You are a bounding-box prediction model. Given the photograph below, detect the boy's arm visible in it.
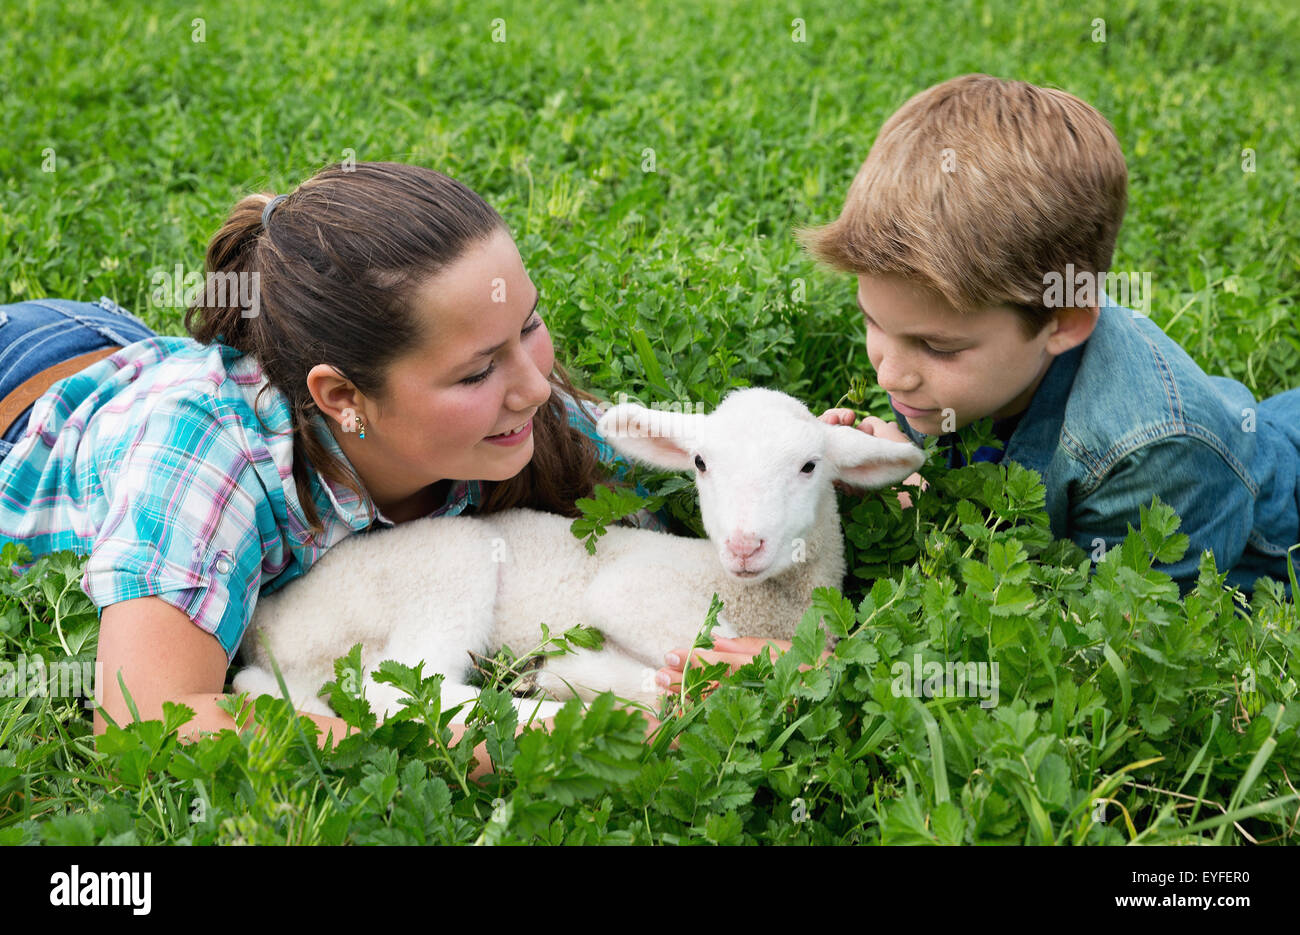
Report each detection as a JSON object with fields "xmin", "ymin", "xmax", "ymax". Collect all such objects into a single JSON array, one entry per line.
[{"xmin": 1068, "ymin": 436, "xmax": 1256, "ymax": 591}]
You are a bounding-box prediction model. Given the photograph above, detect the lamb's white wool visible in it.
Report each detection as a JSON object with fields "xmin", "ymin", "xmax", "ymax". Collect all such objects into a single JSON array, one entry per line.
[{"xmin": 233, "ymin": 388, "xmax": 926, "ymax": 723}]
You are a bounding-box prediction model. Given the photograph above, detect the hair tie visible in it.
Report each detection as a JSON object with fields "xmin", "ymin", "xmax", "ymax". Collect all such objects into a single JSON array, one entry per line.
[{"xmin": 262, "ymin": 194, "xmax": 289, "ymax": 229}]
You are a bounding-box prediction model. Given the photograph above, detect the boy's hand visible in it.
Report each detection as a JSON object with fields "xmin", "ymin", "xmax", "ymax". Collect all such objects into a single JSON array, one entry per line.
[
  {"xmin": 819, "ymin": 407, "xmax": 860, "ymax": 428},
  {"xmin": 818, "ymin": 408, "xmax": 927, "ymax": 507}
]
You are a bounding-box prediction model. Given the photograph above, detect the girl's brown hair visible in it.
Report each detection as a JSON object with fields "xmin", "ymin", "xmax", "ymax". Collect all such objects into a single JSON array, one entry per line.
[{"xmin": 186, "ymin": 162, "xmax": 606, "ymax": 544}]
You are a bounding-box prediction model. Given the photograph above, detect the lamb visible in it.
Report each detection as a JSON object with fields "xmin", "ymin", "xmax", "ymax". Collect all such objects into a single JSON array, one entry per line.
[{"xmin": 232, "ymin": 387, "xmax": 926, "ymax": 724}]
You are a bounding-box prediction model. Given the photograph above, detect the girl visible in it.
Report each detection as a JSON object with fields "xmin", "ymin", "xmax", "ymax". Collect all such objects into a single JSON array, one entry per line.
[{"xmin": 0, "ymin": 162, "xmax": 665, "ymax": 772}]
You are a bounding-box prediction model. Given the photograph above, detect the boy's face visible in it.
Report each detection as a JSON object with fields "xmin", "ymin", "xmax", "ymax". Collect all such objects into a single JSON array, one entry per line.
[{"xmin": 857, "ymin": 274, "xmax": 1090, "ymax": 436}]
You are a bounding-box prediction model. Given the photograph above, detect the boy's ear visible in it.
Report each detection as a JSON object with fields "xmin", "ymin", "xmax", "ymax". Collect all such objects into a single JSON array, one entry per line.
[
  {"xmin": 826, "ymin": 424, "xmax": 927, "ymax": 489},
  {"xmin": 1044, "ymin": 304, "xmax": 1100, "ymax": 355},
  {"xmin": 596, "ymin": 403, "xmax": 704, "ymax": 471}
]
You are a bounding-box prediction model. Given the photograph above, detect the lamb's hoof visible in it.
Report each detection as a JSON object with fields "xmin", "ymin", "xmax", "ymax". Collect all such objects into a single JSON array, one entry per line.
[
  {"xmin": 713, "ymin": 612, "xmax": 739, "ymax": 640},
  {"xmin": 508, "ymin": 654, "xmax": 547, "ymax": 697},
  {"xmin": 231, "ymin": 666, "xmax": 278, "ymax": 702},
  {"xmin": 232, "ymin": 668, "xmax": 334, "ymax": 718}
]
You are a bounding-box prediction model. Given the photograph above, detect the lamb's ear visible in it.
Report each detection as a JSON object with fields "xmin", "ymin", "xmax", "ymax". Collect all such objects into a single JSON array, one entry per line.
[
  {"xmin": 825, "ymin": 424, "xmax": 928, "ymax": 489},
  {"xmin": 596, "ymin": 403, "xmax": 705, "ymax": 471}
]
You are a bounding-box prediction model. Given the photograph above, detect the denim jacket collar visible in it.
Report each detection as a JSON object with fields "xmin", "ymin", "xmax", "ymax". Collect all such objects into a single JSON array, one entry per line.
[{"xmin": 1002, "ymin": 341, "xmax": 1083, "ymax": 522}]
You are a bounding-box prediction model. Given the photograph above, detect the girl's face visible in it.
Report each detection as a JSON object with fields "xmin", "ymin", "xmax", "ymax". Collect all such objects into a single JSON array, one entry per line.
[{"xmin": 311, "ymin": 227, "xmax": 555, "ymax": 517}]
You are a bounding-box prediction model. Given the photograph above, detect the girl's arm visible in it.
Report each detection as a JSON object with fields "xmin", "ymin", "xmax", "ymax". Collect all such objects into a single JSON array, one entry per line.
[
  {"xmin": 95, "ymin": 597, "xmax": 667, "ymax": 778},
  {"xmin": 95, "ymin": 596, "xmax": 506, "ymax": 776}
]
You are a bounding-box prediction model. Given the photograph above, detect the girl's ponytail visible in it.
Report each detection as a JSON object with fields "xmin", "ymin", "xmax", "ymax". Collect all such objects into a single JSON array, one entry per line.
[{"xmin": 185, "ymin": 192, "xmax": 275, "ymax": 352}]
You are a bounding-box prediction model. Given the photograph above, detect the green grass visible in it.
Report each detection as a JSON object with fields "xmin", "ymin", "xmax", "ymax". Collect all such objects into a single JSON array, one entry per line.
[{"xmin": 1, "ymin": 0, "xmax": 1297, "ymax": 845}]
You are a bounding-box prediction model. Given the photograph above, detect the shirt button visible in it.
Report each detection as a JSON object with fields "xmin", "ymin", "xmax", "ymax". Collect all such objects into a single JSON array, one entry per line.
[{"xmin": 214, "ymin": 555, "xmax": 232, "ymax": 575}]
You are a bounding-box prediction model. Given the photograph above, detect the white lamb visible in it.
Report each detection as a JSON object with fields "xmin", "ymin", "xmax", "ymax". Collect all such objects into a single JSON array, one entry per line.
[{"xmin": 232, "ymin": 387, "xmax": 926, "ymax": 723}]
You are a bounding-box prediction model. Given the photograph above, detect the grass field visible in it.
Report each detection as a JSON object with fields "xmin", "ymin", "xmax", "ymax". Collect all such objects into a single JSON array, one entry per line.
[{"xmin": 0, "ymin": 0, "xmax": 1297, "ymax": 846}]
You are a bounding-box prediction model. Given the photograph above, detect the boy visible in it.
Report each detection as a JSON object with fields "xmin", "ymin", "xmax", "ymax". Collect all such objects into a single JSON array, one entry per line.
[
  {"xmin": 799, "ymin": 73, "xmax": 1299, "ymax": 598},
  {"xmin": 655, "ymin": 73, "xmax": 1299, "ymax": 693}
]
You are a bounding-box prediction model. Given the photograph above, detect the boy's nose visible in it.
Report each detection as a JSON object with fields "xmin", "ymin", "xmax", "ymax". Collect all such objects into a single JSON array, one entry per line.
[{"xmin": 874, "ymin": 355, "xmax": 921, "ymax": 395}]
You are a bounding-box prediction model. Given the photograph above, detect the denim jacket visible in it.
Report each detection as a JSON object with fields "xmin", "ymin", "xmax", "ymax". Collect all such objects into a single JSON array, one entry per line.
[{"xmin": 890, "ymin": 297, "xmax": 1300, "ymax": 596}]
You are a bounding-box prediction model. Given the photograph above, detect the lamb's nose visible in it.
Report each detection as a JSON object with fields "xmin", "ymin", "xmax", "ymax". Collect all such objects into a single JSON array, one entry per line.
[{"xmin": 726, "ymin": 533, "xmax": 763, "ymax": 559}]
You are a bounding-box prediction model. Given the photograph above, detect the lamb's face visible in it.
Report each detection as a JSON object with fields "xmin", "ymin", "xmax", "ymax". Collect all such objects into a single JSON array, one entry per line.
[
  {"xmin": 689, "ymin": 413, "xmax": 832, "ymax": 582},
  {"xmin": 597, "ymin": 387, "xmax": 928, "ymax": 584}
]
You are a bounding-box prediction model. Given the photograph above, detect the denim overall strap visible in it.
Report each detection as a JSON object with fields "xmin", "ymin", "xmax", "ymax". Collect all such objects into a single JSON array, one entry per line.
[{"xmin": 0, "ymin": 296, "xmax": 158, "ymax": 463}]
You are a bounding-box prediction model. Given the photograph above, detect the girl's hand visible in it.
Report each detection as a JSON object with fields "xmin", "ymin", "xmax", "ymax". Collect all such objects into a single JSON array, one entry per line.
[
  {"xmin": 818, "ymin": 409, "xmax": 928, "ymax": 508},
  {"xmin": 654, "ymin": 636, "xmax": 832, "ymax": 697}
]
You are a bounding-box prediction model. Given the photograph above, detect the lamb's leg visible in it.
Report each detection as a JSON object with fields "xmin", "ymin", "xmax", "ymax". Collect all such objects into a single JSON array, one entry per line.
[
  {"xmin": 579, "ymin": 560, "xmax": 738, "ymax": 665},
  {"xmin": 359, "ymin": 618, "xmax": 495, "ymax": 722},
  {"xmin": 534, "ymin": 647, "xmax": 662, "ymax": 706},
  {"xmin": 438, "ymin": 685, "xmax": 566, "ymax": 726},
  {"xmin": 234, "ymin": 661, "xmax": 566, "ymax": 730},
  {"xmin": 345, "ymin": 521, "xmax": 506, "ymax": 722},
  {"xmin": 510, "ymin": 696, "xmax": 568, "ymax": 724},
  {"xmin": 231, "ymin": 665, "xmax": 334, "ymax": 718}
]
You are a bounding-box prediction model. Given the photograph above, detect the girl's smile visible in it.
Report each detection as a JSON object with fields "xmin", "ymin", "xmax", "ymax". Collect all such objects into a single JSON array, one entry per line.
[{"xmin": 485, "ymin": 418, "xmax": 534, "ymax": 444}]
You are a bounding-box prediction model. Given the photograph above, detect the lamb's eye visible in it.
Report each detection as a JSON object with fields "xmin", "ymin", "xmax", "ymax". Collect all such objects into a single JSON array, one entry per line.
[
  {"xmin": 801, "ymin": 461, "xmax": 816, "ymax": 474},
  {"xmin": 694, "ymin": 455, "xmax": 707, "ymax": 472}
]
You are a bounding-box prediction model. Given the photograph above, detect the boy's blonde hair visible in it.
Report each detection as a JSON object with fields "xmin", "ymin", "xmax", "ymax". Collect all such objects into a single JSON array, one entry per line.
[{"xmin": 797, "ymin": 74, "xmax": 1128, "ymax": 340}]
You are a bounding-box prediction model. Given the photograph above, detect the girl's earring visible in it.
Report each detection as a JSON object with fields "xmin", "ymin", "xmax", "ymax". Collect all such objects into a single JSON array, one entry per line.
[{"xmin": 357, "ymin": 417, "xmax": 366, "ymax": 440}]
